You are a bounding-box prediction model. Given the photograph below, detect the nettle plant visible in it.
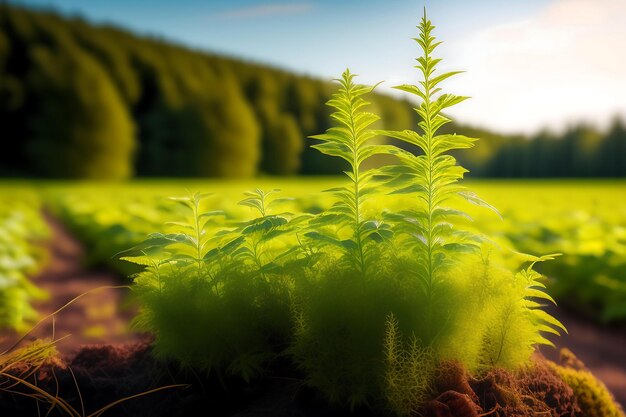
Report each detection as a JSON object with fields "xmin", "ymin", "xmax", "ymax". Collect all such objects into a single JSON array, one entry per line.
[{"xmin": 125, "ymin": 10, "xmax": 565, "ymax": 414}]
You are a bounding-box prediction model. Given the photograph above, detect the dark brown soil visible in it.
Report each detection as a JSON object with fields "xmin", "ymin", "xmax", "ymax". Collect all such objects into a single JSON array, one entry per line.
[
  {"xmin": 0, "ymin": 342, "xmax": 347, "ymax": 417},
  {"xmin": 1, "ymin": 343, "xmax": 620, "ymax": 417}
]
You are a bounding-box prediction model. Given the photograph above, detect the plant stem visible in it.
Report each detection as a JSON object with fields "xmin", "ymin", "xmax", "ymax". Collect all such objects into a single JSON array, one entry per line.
[{"xmin": 346, "ymin": 82, "xmax": 366, "ymax": 277}]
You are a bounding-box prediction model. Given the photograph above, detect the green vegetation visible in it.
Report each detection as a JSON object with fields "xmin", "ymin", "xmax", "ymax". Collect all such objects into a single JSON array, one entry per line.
[
  {"xmin": 473, "ymin": 181, "xmax": 626, "ymax": 324},
  {"xmin": 111, "ymin": 12, "xmax": 568, "ymax": 413},
  {"xmin": 378, "ymin": 14, "xmax": 486, "ymax": 333},
  {"xmin": 0, "ymin": 187, "xmax": 48, "ymax": 331},
  {"xmin": 308, "ymin": 69, "xmax": 389, "ymax": 276},
  {"xmin": 120, "ymin": 191, "xmax": 294, "ymax": 379},
  {"xmin": 1, "ymin": 4, "xmax": 625, "ymax": 179},
  {"xmin": 2, "ymin": 179, "xmax": 625, "ymax": 408},
  {"xmin": 38, "ymin": 180, "xmax": 626, "ymax": 328},
  {"xmin": 0, "ymin": 4, "xmax": 624, "ymax": 415},
  {"xmin": 554, "ymin": 365, "xmax": 624, "ymax": 417}
]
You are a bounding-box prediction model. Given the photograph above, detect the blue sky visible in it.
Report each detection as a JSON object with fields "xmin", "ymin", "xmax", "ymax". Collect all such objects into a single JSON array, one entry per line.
[
  {"xmin": 11, "ymin": 0, "xmax": 549, "ymax": 76},
  {"xmin": 10, "ymin": 0, "xmax": 626, "ymax": 134}
]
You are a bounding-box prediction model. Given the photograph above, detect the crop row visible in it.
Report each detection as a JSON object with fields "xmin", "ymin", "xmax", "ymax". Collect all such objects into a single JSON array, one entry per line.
[
  {"xmin": 0, "ymin": 187, "xmax": 49, "ymax": 331},
  {"xmin": 474, "ymin": 182, "xmax": 626, "ymax": 324}
]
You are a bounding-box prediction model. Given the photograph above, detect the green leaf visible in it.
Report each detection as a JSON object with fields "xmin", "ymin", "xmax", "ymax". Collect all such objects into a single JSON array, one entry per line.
[
  {"xmin": 242, "ymin": 216, "xmax": 288, "ymax": 235},
  {"xmin": 429, "ymin": 71, "xmax": 464, "ymax": 88},
  {"xmin": 532, "ymin": 309, "xmax": 568, "ymax": 335},
  {"xmin": 238, "ymin": 198, "xmax": 264, "ymax": 213},
  {"xmin": 458, "ymin": 191, "xmax": 501, "ymax": 217},
  {"xmin": 304, "ymin": 231, "xmax": 343, "ymax": 248}
]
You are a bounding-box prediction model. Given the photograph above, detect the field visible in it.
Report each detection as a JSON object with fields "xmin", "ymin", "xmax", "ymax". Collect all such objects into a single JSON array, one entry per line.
[
  {"xmin": 1, "ymin": 179, "xmax": 625, "ymax": 415},
  {"xmin": 3, "ymin": 179, "xmax": 626, "ymax": 329},
  {"xmin": 31, "ymin": 179, "xmax": 626, "ymax": 323}
]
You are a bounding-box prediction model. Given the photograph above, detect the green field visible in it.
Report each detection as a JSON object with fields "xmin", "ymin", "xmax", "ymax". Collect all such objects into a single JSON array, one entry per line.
[{"xmin": 3, "ymin": 179, "xmax": 626, "ymax": 331}]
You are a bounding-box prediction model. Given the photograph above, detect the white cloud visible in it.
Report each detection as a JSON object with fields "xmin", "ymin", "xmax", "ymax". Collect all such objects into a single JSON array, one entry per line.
[
  {"xmin": 216, "ymin": 3, "xmax": 313, "ymax": 20},
  {"xmin": 443, "ymin": 0, "xmax": 626, "ymax": 134}
]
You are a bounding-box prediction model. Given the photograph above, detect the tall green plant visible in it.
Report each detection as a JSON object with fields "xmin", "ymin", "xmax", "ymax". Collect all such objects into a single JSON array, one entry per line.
[
  {"xmin": 120, "ymin": 10, "xmax": 569, "ymax": 410},
  {"xmin": 308, "ymin": 69, "xmax": 391, "ymax": 275},
  {"xmin": 379, "ymin": 9, "xmax": 564, "ymax": 349},
  {"xmin": 379, "ymin": 10, "xmax": 496, "ymax": 319}
]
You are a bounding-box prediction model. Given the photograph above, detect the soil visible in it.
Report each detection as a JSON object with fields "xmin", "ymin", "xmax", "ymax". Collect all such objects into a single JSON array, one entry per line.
[
  {"xmin": 541, "ymin": 309, "xmax": 626, "ymax": 405},
  {"xmin": 1, "ymin": 214, "xmax": 625, "ymax": 414},
  {"xmin": 0, "ymin": 214, "xmax": 147, "ymax": 356},
  {"xmin": 0, "ymin": 343, "xmax": 618, "ymax": 417}
]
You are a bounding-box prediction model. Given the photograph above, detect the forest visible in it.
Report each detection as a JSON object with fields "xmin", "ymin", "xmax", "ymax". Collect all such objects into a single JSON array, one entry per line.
[{"xmin": 1, "ymin": 4, "xmax": 625, "ymax": 179}]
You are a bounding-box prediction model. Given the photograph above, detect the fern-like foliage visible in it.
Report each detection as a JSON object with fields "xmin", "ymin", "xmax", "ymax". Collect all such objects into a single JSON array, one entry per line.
[
  {"xmin": 378, "ymin": 10, "xmax": 566, "ymax": 352},
  {"xmin": 383, "ymin": 313, "xmax": 433, "ymax": 416},
  {"xmin": 121, "ymin": 193, "xmax": 224, "ymax": 283},
  {"xmin": 121, "ymin": 191, "xmax": 295, "ymax": 379},
  {"xmin": 308, "ymin": 69, "xmax": 392, "ymax": 275},
  {"xmin": 479, "ymin": 252, "xmax": 568, "ymax": 369},
  {"xmin": 518, "ymin": 253, "xmax": 568, "ymax": 347},
  {"xmin": 379, "ymin": 11, "xmax": 496, "ymax": 304},
  {"xmin": 118, "ymin": 9, "xmax": 569, "ymax": 403},
  {"xmin": 232, "ymin": 188, "xmax": 295, "ymax": 281},
  {"xmin": 123, "ymin": 190, "xmax": 296, "ymax": 286}
]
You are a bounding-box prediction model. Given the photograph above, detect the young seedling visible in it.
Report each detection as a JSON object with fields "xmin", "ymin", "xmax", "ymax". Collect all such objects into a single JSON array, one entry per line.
[{"xmin": 308, "ymin": 69, "xmax": 392, "ymax": 276}]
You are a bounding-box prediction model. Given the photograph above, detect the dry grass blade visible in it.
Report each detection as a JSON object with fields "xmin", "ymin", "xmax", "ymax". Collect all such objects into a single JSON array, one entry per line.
[
  {"xmin": 0, "ymin": 372, "xmax": 80, "ymax": 417},
  {"xmin": 0, "ymin": 285, "xmax": 186, "ymax": 416}
]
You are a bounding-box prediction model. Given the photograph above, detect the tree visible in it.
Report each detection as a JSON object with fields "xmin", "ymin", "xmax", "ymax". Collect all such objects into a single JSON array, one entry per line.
[
  {"xmin": 249, "ymin": 73, "xmax": 304, "ymax": 175},
  {"xmin": 27, "ymin": 43, "xmax": 135, "ymax": 178},
  {"xmin": 597, "ymin": 118, "xmax": 626, "ymax": 177},
  {"xmin": 201, "ymin": 73, "xmax": 260, "ymax": 177},
  {"xmin": 261, "ymin": 113, "xmax": 302, "ymax": 175}
]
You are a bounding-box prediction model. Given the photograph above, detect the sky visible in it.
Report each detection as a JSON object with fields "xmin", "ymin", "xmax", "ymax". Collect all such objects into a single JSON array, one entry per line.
[{"xmin": 10, "ymin": 0, "xmax": 626, "ymax": 135}]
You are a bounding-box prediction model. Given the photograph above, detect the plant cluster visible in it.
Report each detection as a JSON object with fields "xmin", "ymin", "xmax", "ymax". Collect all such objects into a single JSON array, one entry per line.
[{"xmin": 124, "ymin": 11, "xmax": 566, "ymax": 414}]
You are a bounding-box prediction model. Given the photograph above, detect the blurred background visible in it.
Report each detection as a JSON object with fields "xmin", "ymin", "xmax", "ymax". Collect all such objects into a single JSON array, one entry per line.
[
  {"xmin": 1, "ymin": 0, "xmax": 626, "ymax": 403},
  {"xmin": 0, "ymin": 0, "xmax": 624, "ymax": 179}
]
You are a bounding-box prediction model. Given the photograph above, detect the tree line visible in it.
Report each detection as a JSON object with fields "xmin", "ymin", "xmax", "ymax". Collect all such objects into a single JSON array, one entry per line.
[{"xmin": 0, "ymin": 5, "xmax": 624, "ymax": 179}]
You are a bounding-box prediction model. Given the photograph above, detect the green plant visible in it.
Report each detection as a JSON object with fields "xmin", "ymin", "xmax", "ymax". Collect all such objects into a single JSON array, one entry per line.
[
  {"xmin": 291, "ymin": 9, "xmax": 566, "ymax": 412},
  {"xmin": 122, "ymin": 9, "xmax": 568, "ymax": 414},
  {"xmin": 308, "ymin": 69, "xmax": 391, "ymax": 275},
  {"xmin": 0, "ymin": 193, "xmax": 49, "ymax": 332},
  {"xmin": 382, "ymin": 313, "xmax": 434, "ymax": 416},
  {"xmin": 551, "ymin": 363, "xmax": 625, "ymax": 417},
  {"xmin": 378, "ymin": 12, "xmax": 495, "ymax": 342},
  {"xmin": 124, "ymin": 192, "xmax": 294, "ymax": 380},
  {"xmin": 290, "ymin": 260, "xmax": 421, "ymax": 408}
]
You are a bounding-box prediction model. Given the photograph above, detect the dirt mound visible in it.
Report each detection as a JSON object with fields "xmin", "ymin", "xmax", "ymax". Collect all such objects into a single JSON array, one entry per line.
[
  {"xmin": 423, "ymin": 360, "xmax": 576, "ymax": 417},
  {"xmin": 1, "ymin": 343, "xmax": 623, "ymax": 417},
  {"xmin": 421, "ymin": 352, "xmax": 624, "ymax": 417}
]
